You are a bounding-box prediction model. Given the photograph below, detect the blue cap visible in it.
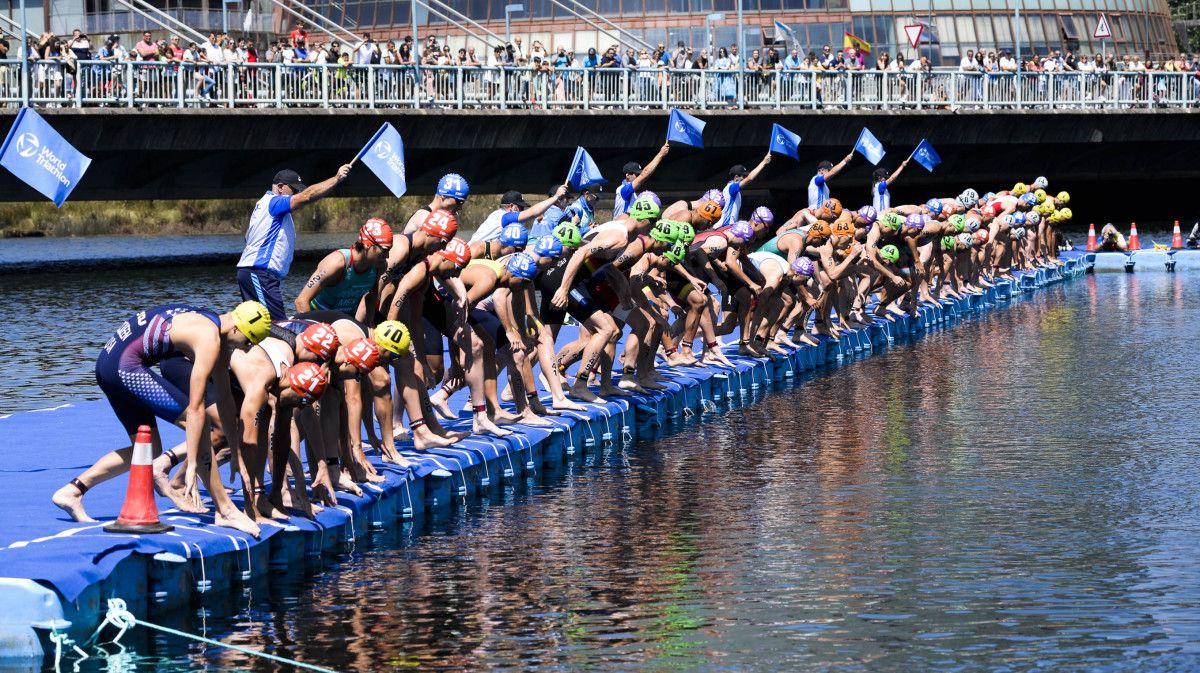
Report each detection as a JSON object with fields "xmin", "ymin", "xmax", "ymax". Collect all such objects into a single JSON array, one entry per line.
[
  {"xmin": 925, "ymin": 198, "xmax": 943, "ymax": 215},
  {"xmin": 533, "ymin": 235, "xmax": 564, "ymax": 259},
  {"xmin": 505, "ymin": 252, "xmax": 538, "ymax": 280},
  {"xmin": 1021, "ymin": 192, "xmax": 1038, "ymax": 206},
  {"xmin": 436, "ymin": 173, "xmax": 470, "ymax": 201},
  {"xmin": 1011, "ymin": 211, "xmax": 1026, "ymax": 226},
  {"xmin": 499, "ymin": 223, "xmax": 529, "ymax": 248}
]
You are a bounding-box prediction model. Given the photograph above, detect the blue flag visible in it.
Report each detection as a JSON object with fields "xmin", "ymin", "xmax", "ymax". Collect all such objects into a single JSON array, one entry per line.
[
  {"xmin": 566, "ymin": 146, "xmax": 605, "ymax": 190},
  {"xmin": 0, "ymin": 108, "xmax": 91, "ymax": 207},
  {"xmin": 853, "ymin": 127, "xmax": 886, "ymax": 165},
  {"xmin": 911, "ymin": 138, "xmax": 941, "ymax": 172},
  {"xmin": 769, "ymin": 123, "xmax": 802, "ymax": 160},
  {"xmin": 356, "ymin": 122, "xmax": 407, "ymax": 198},
  {"xmin": 667, "ymin": 108, "xmax": 705, "ymax": 148}
]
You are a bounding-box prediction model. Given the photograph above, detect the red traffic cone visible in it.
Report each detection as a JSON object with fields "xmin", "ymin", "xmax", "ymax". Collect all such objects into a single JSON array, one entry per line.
[
  {"xmin": 1086, "ymin": 223, "xmax": 1097, "ymax": 251},
  {"xmin": 1128, "ymin": 222, "xmax": 1140, "ymax": 250},
  {"xmin": 1172, "ymin": 220, "xmax": 1183, "ymax": 249},
  {"xmin": 104, "ymin": 425, "xmax": 173, "ymax": 534}
]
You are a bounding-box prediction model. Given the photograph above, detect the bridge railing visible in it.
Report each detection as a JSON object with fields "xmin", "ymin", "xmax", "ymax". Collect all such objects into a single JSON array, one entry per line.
[{"xmin": 1, "ymin": 60, "xmax": 1197, "ymax": 111}]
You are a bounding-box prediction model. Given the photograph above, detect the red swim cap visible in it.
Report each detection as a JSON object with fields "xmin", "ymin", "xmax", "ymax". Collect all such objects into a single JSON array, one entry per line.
[
  {"xmin": 288, "ymin": 362, "xmax": 328, "ymax": 402},
  {"xmin": 438, "ymin": 237, "xmax": 472, "ymax": 267},
  {"xmin": 299, "ymin": 322, "xmax": 339, "ymax": 361},
  {"xmin": 359, "ymin": 218, "xmax": 394, "ymax": 249},
  {"xmin": 422, "ymin": 209, "xmax": 458, "ymax": 242}
]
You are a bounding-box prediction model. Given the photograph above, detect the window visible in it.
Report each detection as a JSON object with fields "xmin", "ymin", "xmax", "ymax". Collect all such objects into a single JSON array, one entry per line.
[
  {"xmin": 598, "ymin": 0, "xmax": 620, "ymax": 13},
  {"xmin": 953, "ymin": 15, "xmax": 976, "ymax": 45},
  {"xmin": 852, "ymin": 15, "xmax": 874, "ymax": 42},
  {"xmin": 645, "ymin": 0, "xmax": 668, "ymax": 14},
  {"xmin": 1058, "ymin": 13, "xmax": 1079, "ymax": 40}
]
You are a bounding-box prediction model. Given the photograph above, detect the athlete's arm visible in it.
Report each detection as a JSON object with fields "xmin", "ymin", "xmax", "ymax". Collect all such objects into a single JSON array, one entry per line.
[
  {"xmin": 722, "ymin": 246, "xmax": 761, "ymax": 293},
  {"xmin": 493, "ymin": 288, "xmax": 525, "ymax": 353},
  {"xmin": 294, "ymin": 252, "xmax": 348, "ymax": 313},
  {"xmin": 386, "ymin": 264, "xmax": 426, "ymax": 322}
]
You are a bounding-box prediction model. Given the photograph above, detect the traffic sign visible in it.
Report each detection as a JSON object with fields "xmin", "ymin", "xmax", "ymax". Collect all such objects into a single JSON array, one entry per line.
[
  {"xmin": 1094, "ymin": 13, "xmax": 1111, "ymax": 39},
  {"xmin": 904, "ymin": 24, "xmax": 924, "ymax": 49}
]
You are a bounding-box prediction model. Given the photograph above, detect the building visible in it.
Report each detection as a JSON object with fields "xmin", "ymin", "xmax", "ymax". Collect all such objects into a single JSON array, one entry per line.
[{"xmin": 24, "ymin": 0, "xmax": 1178, "ymax": 64}]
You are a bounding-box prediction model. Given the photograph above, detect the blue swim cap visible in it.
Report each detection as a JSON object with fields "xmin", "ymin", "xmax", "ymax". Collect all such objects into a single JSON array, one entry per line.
[
  {"xmin": 983, "ymin": 191, "xmax": 996, "ymax": 202},
  {"xmin": 1011, "ymin": 211, "xmax": 1026, "ymax": 226},
  {"xmin": 533, "ymin": 235, "xmax": 564, "ymax": 259},
  {"xmin": 1021, "ymin": 192, "xmax": 1038, "ymax": 206},
  {"xmin": 701, "ymin": 189, "xmax": 726, "ymax": 209},
  {"xmin": 925, "ymin": 198, "xmax": 943, "ymax": 215},
  {"xmin": 437, "ymin": 173, "xmax": 470, "ymax": 201},
  {"xmin": 505, "ymin": 252, "xmax": 538, "ymax": 280},
  {"xmin": 499, "ymin": 223, "xmax": 529, "ymax": 248}
]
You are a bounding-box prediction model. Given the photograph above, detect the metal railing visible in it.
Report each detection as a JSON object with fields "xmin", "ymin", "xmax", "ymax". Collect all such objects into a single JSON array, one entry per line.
[{"xmin": 1, "ymin": 60, "xmax": 1197, "ymax": 110}]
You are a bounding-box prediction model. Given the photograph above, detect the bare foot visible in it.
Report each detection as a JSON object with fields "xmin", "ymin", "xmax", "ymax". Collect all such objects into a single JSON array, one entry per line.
[
  {"xmin": 256, "ymin": 494, "xmax": 290, "ymax": 521},
  {"xmin": 599, "ymin": 384, "xmax": 629, "ymax": 398},
  {"xmin": 638, "ymin": 377, "xmax": 667, "ymax": 391},
  {"xmin": 413, "ymin": 429, "xmax": 457, "ymax": 450},
  {"xmin": 500, "ymin": 385, "xmax": 515, "ymax": 402},
  {"xmin": 618, "ymin": 378, "xmax": 648, "ymax": 394},
  {"xmin": 552, "ymin": 397, "xmax": 587, "ymax": 412},
  {"xmin": 567, "ymin": 382, "xmax": 603, "ymax": 403},
  {"xmin": 492, "ymin": 408, "xmax": 523, "ymax": 425},
  {"xmin": 527, "ymin": 397, "xmax": 559, "ymax": 416},
  {"xmin": 517, "ymin": 411, "xmax": 554, "ymax": 427},
  {"xmin": 52, "ymin": 484, "xmax": 97, "ymax": 523},
  {"xmin": 666, "ymin": 352, "xmax": 696, "ymax": 366},
  {"xmin": 473, "ymin": 413, "xmax": 513, "ymax": 437},
  {"xmin": 429, "ymin": 395, "xmax": 457, "ymax": 420},
  {"xmin": 766, "ymin": 343, "xmax": 789, "ymax": 355},
  {"xmin": 334, "ymin": 469, "xmax": 365, "ymax": 496},
  {"xmin": 214, "ymin": 507, "xmax": 261, "ymax": 538},
  {"xmin": 798, "ymin": 333, "xmax": 821, "ymax": 347}
]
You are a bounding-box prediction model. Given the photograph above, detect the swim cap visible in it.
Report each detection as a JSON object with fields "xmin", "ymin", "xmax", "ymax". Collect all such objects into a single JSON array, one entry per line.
[
  {"xmin": 974, "ymin": 229, "xmax": 990, "ymax": 244},
  {"xmin": 949, "ymin": 214, "xmax": 966, "ymax": 233},
  {"xmin": 750, "ymin": 206, "xmax": 774, "ymax": 225},
  {"xmin": 650, "ymin": 220, "xmax": 674, "ymax": 243},
  {"xmin": 904, "ymin": 213, "xmax": 926, "ymax": 231},
  {"xmin": 832, "ymin": 219, "xmax": 855, "ymax": 237},
  {"xmin": 505, "ymin": 252, "xmax": 538, "ymax": 280},
  {"xmin": 1013, "ymin": 182, "xmax": 1028, "ymax": 195},
  {"xmin": 965, "ymin": 216, "xmax": 981, "ymax": 232},
  {"xmin": 700, "ymin": 189, "xmax": 726, "ymax": 208},
  {"xmin": 629, "ymin": 192, "xmax": 662, "ymax": 221},
  {"xmin": 810, "ymin": 220, "xmax": 832, "ymax": 239},
  {"xmin": 288, "ymin": 362, "xmax": 328, "ymax": 403},
  {"xmin": 437, "ymin": 237, "xmax": 472, "ymax": 267},
  {"xmin": 697, "ymin": 201, "xmax": 723, "ymax": 224},
  {"xmin": 925, "ymin": 198, "xmax": 943, "ymax": 216},
  {"xmin": 231, "ymin": 301, "xmax": 271, "ymax": 344},
  {"xmin": 1060, "ymin": 207, "xmax": 1072, "ymax": 220},
  {"xmin": 880, "ymin": 212, "xmax": 904, "ymax": 231},
  {"xmin": 822, "ymin": 198, "xmax": 843, "ymax": 219},
  {"xmin": 791, "ymin": 256, "xmax": 815, "ymax": 277},
  {"xmin": 1001, "ymin": 214, "xmax": 1016, "ymax": 226},
  {"xmin": 1026, "ymin": 212, "xmax": 1041, "ymax": 226},
  {"xmin": 1057, "ymin": 191, "xmax": 1070, "ymax": 204},
  {"xmin": 983, "ymin": 191, "xmax": 996, "ymax": 202},
  {"xmin": 436, "ymin": 173, "xmax": 470, "ymax": 201},
  {"xmin": 374, "ymin": 320, "xmax": 412, "ymax": 355},
  {"xmin": 670, "ymin": 220, "xmax": 696, "ymax": 244},
  {"xmin": 956, "ymin": 232, "xmax": 973, "ymax": 247},
  {"xmin": 1033, "ymin": 176, "xmax": 1049, "ymax": 189},
  {"xmin": 730, "ymin": 221, "xmax": 755, "ymax": 242},
  {"xmin": 957, "ymin": 189, "xmax": 979, "ymax": 208},
  {"xmin": 940, "ymin": 235, "xmax": 956, "ymax": 251},
  {"xmin": 1011, "ymin": 211, "xmax": 1026, "ymax": 226},
  {"xmin": 663, "ymin": 241, "xmax": 687, "ymax": 264},
  {"xmin": 942, "ymin": 202, "xmax": 958, "ymax": 217},
  {"xmin": 359, "ymin": 218, "xmax": 393, "ymax": 249},
  {"xmin": 299, "ymin": 322, "xmax": 339, "ymax": 361},
  {"xmin": 499, "ymin": 223, "xmax": 529, "ymax": 249},
  {"xmin": 421, "ymin": 209, "xmax": 458, "ymax": 241},
  {"xmin": 553, "ymin": 222, "xmax": 582, "ymax": 248},
  {"xmin": 879, "ymin": 244, "xmax": 900, "ymax": 263},
  {"xmin": 533, "ymin": 235, "xmax": 564, "ymax": 259},
  {"xmin": 344, "ymin": 337, "xmax": 380, "ymax": 373},
  {"xmin": 857, "ymin": 205, "xmax": 877, "ymax": 225},
  {"xmin": 1013, "ymin": 226, "xmax": 1027, "ymax": 240},
  {"xmin": 1033, "ymin": 188, "xmax": 1048, "ymax": 204},
  {"xmin": 1021, "ymin": 193, "xmax": 1038, "ymax": 207}
]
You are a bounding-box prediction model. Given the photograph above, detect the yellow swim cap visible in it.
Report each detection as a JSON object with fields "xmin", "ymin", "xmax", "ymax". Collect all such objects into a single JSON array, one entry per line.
[
  {"xmin": 231, "ymin": 301, "xmax": 271, "ymax": 344},
  {"xmin": 1034, "ymin": 188, "xmax": 1047, "ymax": 203},
  {"xmin": 1013, "ymin": 182, "xmax": 1028, "ymax": 195},
  {"xmin": 374, "ymin": 320, "xmax": 412, "ymax": 356},
  {"xmin": 1056, "ymin": 191, "xmax": 1070, "ymax": 204}
]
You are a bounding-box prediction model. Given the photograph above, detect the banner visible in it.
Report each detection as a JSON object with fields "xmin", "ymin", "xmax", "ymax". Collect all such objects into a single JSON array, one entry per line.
[
  {"xmin": 911, "ymin": 139, "xmax": 941, "ymax": 172},
  {"xmin": 0, "ymin": 108, "xmax": 91, "ymax": 207},
  {"xmin": 566, "ymin": 146, "xmax": 605, "ymax": 190},
  {"xmin": 769, "ymin": 123, "xmax": 801, "ymax": 160},
  {"xmin": 355, "ymin": 122, "xmax": 407, "ymax": 198},
  {"xmin": 843, "ymin": 31, "xmax": 872, "ymax": 56},
  {"xmin": 853, "ymin": 127, "xmax": 886, "ymax": 165},
  {"xmin": 667, "ymin": 108, "xmax": 705, "ymax": 148}
]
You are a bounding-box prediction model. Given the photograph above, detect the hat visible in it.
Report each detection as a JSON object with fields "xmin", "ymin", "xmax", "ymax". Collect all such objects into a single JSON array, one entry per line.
[
  {"xmin": 623, "ymin": 161, "xmax": 643, "ymax": 175},
  {"xmin": 501, "ymin": 190, "xmax": 529, "ymax": 209},
  {"xmin": 272, "ymin": 169, "xmax": 306, "ymax": 192},
  {"xmin": 729, "ymin": 164, "xmax": 749, "ymax": 178},
  {"xmin": 585, "ymin": 184, "xmax": 602, "ymax": 195},
  {"xmin": 818, "ymin": 160, "xmax": 834, "ymax": 171}
]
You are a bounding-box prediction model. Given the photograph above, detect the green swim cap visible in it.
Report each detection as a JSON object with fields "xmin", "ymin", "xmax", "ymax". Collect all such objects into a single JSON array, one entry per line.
[
  {"xmin": 880, "ymin": 244, "xmax": 900, "ymax": 262},
  {"xmin": 880, "ymin": 212, "xmax": 904, "ymax": 231},
  {"xmin": 664, "ymin": 241, "xmax": 687, "ymax": 264},
  {"xmin": 669, "ymin": 220, "xmax": 695, "ymax": 244},
  {"xmin": 949, "ymin": 214, "xmax": 966, "ymax": 233},
  {"xmin": 650, "ymin": 220, "xmax": 674, "ymax": 243},
  {"xmin": 629, "ymin": 194, "xmax": 662, "ymax": 221},
  {"xmin": 941, "ymin": 235, "xmax": 956, "ymax": 251},
  {"xmin": 553, "ymin": 222, "xmax": 582, "ymax": 248}
]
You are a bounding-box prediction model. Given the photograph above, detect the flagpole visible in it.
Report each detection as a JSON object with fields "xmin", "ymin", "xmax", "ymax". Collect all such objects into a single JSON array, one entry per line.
[{"xmin": 19, "ymin": 0, "xmax": 28, "ymax": 107}]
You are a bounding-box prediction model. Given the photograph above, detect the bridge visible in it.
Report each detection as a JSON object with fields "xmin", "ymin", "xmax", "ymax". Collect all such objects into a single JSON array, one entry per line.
[{"xmin": 2, "ymin": 106, "xmax": 1198, "ymax": 226}]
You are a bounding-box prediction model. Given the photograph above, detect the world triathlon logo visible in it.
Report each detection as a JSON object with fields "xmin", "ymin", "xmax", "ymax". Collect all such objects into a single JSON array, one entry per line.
[
  {"xmin": 15, "ymin": 132, "xmax": 39, "ymax": 159},
  {"xmin": 374, "ymin": 139, "xmax": 392, "ymax": 160}
]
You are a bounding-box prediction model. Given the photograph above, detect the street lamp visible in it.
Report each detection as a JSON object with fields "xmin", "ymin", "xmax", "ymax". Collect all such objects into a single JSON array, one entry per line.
[
  {"xmin": 705, "ymin": 12, "xmax": 725, "ymax": 56},
  {"xmin": 505, "ymin": 3, "xmax": 523, "ymax": 45}
]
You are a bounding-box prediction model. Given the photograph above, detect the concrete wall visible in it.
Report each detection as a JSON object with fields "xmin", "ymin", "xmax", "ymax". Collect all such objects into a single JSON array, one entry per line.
[{"xmin": 3, "ymin": 108, "xmax": 1198, "ymax": 226}]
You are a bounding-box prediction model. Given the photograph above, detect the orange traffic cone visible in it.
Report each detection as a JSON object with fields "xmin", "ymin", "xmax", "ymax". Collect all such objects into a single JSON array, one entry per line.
[
  {"xmin": 1128, "ymin": 222, "xmax": 1140, "ymax": 250},
  {"xmin": 1171, "ymin": 220, "xmax": 1183, "ymax": 249},
  {"xmin": 1086, "ymin": 223, "xmax": 1097, "ymax": 251},
  {"xmin": 104, "ymin": 425, "xmax": 174, "ymax": 534}
]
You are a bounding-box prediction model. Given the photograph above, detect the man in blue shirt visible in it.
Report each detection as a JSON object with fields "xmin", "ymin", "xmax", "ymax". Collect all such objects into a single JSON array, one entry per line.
[
  {"xmin": 871, "ymin": 159, "xmax": 910, "ymax": 213},
  {"xmin": 612, "ymin": 142, "xmax": 670, "ymax": 218},
  {"xmin": 529, "ymin": 184, "xmax": 573, "ymax": 241},
  {"xmin": 563, "ymin": 184, "xmax": 601, "ymax": 235},
  {"xmin": 806, "ymin": 152, "xmax": 854, "ymax": 211},
  {"xmin": 583, "ymin": 48, "xmax": 599, "ymax": 69},
  {"xmin": 237, "ymin": 165, "xmax": 351, "ymax": 318},
  {"xmin": 715, "ymin": 152, "xmax": 772, "ymax": 228}
]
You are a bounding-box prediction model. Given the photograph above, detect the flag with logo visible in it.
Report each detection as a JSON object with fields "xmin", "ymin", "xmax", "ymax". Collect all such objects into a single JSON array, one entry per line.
[
  {"xmin": 0, "ymin": 108, "xmax": 91, "ymax": 207},
  {"xmin": 566, "ymin": 146, "xmax": 605, "ymax": 190},
  {"xmin": 356, "ymin": 122, "xmax": 407, "ymax": 197},
  {"xmin": 853, "ymin": 127, "xmax": 885, "ymax": 165},
  {"xmin": 666, "ymin": 108, "xmax": 705, "ymax": 148},
  {"xmin": 768, "ymin": 123, "xmax": 801, "ymax": 160},
  {"xmin": 911, "ymin": 138, "xmax": 941, "ymax": 172},
  {"xmin": 843, "ymin": 32, "xmax": 871, "ymax": 56}
]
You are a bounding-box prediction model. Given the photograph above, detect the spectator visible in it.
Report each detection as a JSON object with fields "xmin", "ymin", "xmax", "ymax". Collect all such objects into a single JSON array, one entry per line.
[
  {"xmin": 466, "ymin": 46, "xmax": 480, "ymax": 66},
  {"xmin": 135, "ymin": 31, "xmax": 160, "ymax": 60},
  {"xmin": 356, "ymin": 34, "xmax": 377, "ymax": 65},
  {"xmin": 672, "ymin": 41, "xmax": 688, "ymax": 69},
  {"xmin": 876, "ymin": 50, "xmax": 891, "ymax": 70},
  {"xmin": 583, "ymin": 47, "xmax": 598, "ymax": 69},
  {"xmin": 512, "ymin": 36, "xmax": 526, "ymax": 62},
  {"xmin": 599, "ymin": 46, "xmax": 618, "ymax": 68},
  {"xmin": 288, "ymin": 22, "xmax": 308, "ymax": 49},
  {"xmin": 819, "ymin": 44, "xmax": 837, "ymax": 69},
  {"xmin": 67, "ymin": 29, "xmax": 90, "ymax": 60},
  {"xmin": 530, "ymin": 40, "xmax": 546, "ymax": 62},
  {"xmin": 167, "ymin": 35, "xmax": 184, "ymax": 61}
]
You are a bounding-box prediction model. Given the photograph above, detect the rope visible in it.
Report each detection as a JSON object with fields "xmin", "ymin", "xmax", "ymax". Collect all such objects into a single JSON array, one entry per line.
[{"xmin": 97, "ymin": 599, "xmax": 341, "ymax": 673}]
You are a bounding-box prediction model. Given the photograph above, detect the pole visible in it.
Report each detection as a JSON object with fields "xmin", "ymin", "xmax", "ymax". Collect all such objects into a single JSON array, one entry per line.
[
  {"xmin": 1015, "ymin": 0, "xmax": 1022, "ymax": 74},
  {"xmin": 19, "ymin": 0, "xmax": 28, "ymax": 107},
  {"xmin": 411, "ymin": 0, "xmax": 419, "ymax": 105},
  {"xmin": 736, "ymin": 0, "xmax": 743, "ymax": 67},
  {"xmin": 223, "ymin": 0, "xmax": 229, "ymax": 33},
  {"xmin": 505, "ymin": 10, "xmax": 510, "ymax": 44}
]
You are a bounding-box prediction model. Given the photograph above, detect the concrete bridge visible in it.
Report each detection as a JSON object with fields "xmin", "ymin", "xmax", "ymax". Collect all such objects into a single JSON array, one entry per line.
[{"xmin": 3, "ymin": 108, "xmax": 1198, "ymax": 225}]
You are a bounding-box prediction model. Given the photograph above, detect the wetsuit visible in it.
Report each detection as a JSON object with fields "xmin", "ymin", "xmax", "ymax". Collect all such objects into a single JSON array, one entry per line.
[
  {"xmin": 536, "ymin": 254, "xmax": 603, "ymax": 326},
  {"xmin": 95, "ymin": 303, "xmax": 220, "ymax": 434}
]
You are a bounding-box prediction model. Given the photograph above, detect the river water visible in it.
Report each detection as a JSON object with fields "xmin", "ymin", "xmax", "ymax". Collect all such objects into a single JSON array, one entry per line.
[{"xmin": 15, "ymin": 263, "xmax": 1200, "ymax": 671}]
